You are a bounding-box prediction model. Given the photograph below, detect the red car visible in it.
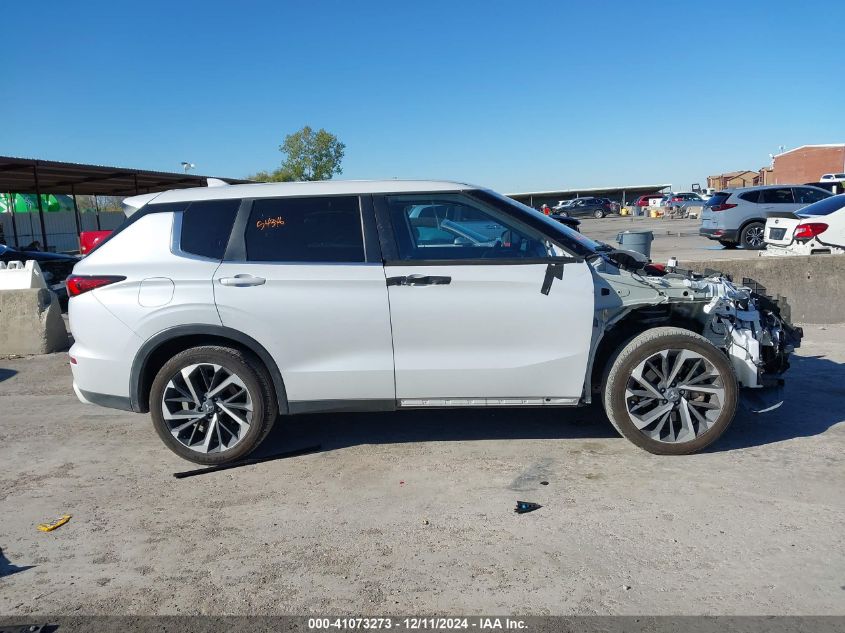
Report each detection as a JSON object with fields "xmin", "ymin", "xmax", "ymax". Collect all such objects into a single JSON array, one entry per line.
[{"xmin": 79, "ymin": 230, "xmax": 112, "ymax": 255}]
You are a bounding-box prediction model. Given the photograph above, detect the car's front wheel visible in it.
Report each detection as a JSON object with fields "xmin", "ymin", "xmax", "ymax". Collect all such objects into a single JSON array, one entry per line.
[
  {"xmin": 603, "ymin": 327, "xmax": 738, "ymax": 455},
  {"xmin": 149, "ymin": 345, "xmax": 278, "ymax": 464}
]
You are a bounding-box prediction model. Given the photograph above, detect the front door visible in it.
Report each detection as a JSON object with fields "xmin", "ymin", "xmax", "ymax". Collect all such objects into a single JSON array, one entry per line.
[
  {"xmin": 378, "ymin": 191, "xmax": 595, "ymax": 404},
  {"xmin": 214, "ymin": 195, "xmax": 395, "ymax": 409}
]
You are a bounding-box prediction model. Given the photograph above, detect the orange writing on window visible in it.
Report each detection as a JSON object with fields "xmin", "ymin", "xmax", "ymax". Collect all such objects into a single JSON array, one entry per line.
[{"xmin": 257, "ymin": 216, "xmax": 286, "ymax": 230}]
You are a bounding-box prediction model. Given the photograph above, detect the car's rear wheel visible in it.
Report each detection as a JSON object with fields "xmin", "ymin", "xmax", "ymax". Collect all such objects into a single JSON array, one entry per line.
[
  {"xmin": 594, "ymin": 209, "xmax": 605, "ymax": 219},
  {"xmin": 603, "ymin": 327, "xmax": 738, "ymax": 455},
  {"xmin": 740, "ymin": 222, "xmax": 766, "ymax": 249},
  {"xmin": 718, "ymin": 240, "xmax": 738, "ymax": 249},
  {"xmin": 150, "ymin": 346, "xmax": 278, "ymax": 464}
]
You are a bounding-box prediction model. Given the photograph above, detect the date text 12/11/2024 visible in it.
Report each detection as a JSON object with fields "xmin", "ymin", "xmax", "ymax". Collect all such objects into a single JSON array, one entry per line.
[{"xmin": 307, "ymin": 617, "xmax": 528, "ymax": 630}]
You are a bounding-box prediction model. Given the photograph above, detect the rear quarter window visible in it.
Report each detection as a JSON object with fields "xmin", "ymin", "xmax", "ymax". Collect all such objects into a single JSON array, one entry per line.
[
  {"xmin": 705, "ymin": 192, "xmax": 730, "ymax": 207},
  {"xmin": 180, "ymin": 199, "xmax": 241, "ymax": 259},
  {"xmin": 738, "ymin": 191, "xmax": 760, "ymax": 203}
]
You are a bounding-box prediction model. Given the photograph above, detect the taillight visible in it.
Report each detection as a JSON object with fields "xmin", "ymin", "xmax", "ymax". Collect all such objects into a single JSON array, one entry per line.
[
  {"xmin": 793, "ymin": 222, "xmax": 828, "ymax": 241},
  {"xmin": 710, "ymin": 203, "xmax": 737, "ymax": 211},
  {"xmin": 66, "ymin": 275, "xmax": 126, "ymax": 297}
]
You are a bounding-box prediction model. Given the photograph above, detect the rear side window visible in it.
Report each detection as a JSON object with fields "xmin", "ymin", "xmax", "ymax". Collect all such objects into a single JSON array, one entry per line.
[
  {"xmin": 760, "ymin": 188, "xmax": 794, "ymax": 204},
  {"xmin": 738, "ymin": 190, "xmax": 760, "ymax": 203},
  {"xmin": 793, "ymin": 187, "xmax": 830, "ymax": 204},
  {"xmin": 244, "ymin": 196, "xmax": 364, "ymax": 262},
  {"xmin": 180, "ymin": 199, "xmax": 240, "ymax": 259},
  {"xmin": 705, "ymin": 192, "xmax": 730, "ymax": 207}
]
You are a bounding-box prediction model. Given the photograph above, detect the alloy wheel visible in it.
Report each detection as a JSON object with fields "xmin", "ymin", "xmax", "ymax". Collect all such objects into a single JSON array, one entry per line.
[
  {"xmin": 744, "ymin": 225, "xmax": 765, "ymax": 247},
  {"xmin": 624, "ymin": 349, "xmax": 726, "ymax": 443},
  {"xmin": 160, "ymin": 363, "xmax": 254, "ymax": 454}
]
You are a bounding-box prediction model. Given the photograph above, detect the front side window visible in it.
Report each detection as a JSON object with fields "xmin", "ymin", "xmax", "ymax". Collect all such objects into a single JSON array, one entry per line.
[
  {"xmin": 385, "ymin": 193, "xmax": 557, "ymax": 261},
  {"xmin": 180, "ymin": 199, "xmax": 240, "ymax": 259},
  {"xmin": 244, "ymin": 196, "xmax": 364, "ymax": 262},
  {"xmin": 793, "ymin": 187, "xmax": 830, "ymax": 204},
  {"xmin": 760, "ymin": 188, "xmax": 794, "ymax": 204}
]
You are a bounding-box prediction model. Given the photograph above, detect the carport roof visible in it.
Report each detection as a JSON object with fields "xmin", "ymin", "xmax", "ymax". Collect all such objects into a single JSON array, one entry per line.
[
  {"xmin": 507, "ymin": 184, "xmax": 671, "ymax": 199},
  {"xmin": 0, "ymin": 155, "xmax": 252, "ymax": 196}
]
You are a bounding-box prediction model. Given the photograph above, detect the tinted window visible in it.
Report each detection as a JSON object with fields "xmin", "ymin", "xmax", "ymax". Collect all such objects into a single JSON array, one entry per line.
[
  {"xmin": 796, "ymin": 194, "xmax": 845, "ymax": 217},
  {"xmin": 760, "ymin": 188, "xmax": 794, "ymax": 204},
  {"xmin": 738, "ymin": 190, "xmax": 760, "ymax": 203},
  {"xmin": 793, "ymin": 187, "xmax": 831, "ymax": 204},
  {"xmin": 386, "ymin": 193, "xmax": 556, "ymax": 261},
  {"xmin": 245, "ymin": 196, "xmax": 364, "ymax": 262},
  {"xmin": 705, "ymin": 192, "xmax": 730, "ymax": 207},
  {"xmin": 180, "ymin": 199, "xmax": 240, "ymax": 259}
]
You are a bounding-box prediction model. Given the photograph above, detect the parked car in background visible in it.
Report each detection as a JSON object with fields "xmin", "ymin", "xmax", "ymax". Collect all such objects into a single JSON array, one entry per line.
[
  {"xmin": 550, "ymin": 215, "xmax": 581, "ymax": 232},
  {"xmin": 819, "ymin": 173, "xmax": 845, "ymax": 182},
  {"xmin": 699, "ymin": 185, "xmax": 832, "ymax": 249},
  {"xmin": 764, "ymin": 194, "xmax": 845, "ymax": 256},
  {"xmin": 80, "ymin": 230, "xmax": 112, "ymax": 255},
  {"xmin": 804, "ymin": 181, "xmax": 844, "ymax": 195},
  {"xmin": 66, "ymin": 179, "xmax": 801, "ymax": 463},
  {"xmin": 664, "ymin": 192, "xmax": 708, "ymax": 216},
  {"xmin": 552, "ymin": 196, "xmax": 612, "ymax": 218},
  {"xmin": 633, "ymin": 194, "xmax": 665, "ymax": 209}
]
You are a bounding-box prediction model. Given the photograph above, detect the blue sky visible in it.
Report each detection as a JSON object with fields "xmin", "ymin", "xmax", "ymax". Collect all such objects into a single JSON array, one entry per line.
[{"xmin": 3, "ymin": 0, "xmax": 842, "ymax": 193}]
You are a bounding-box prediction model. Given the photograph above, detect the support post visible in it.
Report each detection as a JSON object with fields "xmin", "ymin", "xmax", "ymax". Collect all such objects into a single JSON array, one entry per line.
[
  {"xmin": 94, "ymin": 194, "xmax": 101, "ymax": 230},
  {"xmin": 33, "ymin": 165, "xmax": 49, "ymax": 250},
  {"xmin": 7, "ymin": 192, "xmax": 19, "ymax": 246},
  {"xmin": 71, "ymin": 185, "xmax": 82, "ymax": 241}
]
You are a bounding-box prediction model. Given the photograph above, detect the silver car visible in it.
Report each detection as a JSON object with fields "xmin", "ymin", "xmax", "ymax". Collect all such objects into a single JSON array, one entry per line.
[{"xmin": 699, "ymin": 185, "xmax": 831, "ymax": 249}]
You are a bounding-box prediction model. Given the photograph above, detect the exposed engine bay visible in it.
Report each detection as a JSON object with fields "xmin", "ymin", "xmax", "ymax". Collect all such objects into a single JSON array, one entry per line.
[{"xmin": 586, "ymin": 248, "xmax": 803, "ymax": 401}]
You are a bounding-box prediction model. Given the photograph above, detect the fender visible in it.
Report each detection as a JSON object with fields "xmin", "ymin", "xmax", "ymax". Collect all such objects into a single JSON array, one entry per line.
[{"xmin": 129, "ymin": 324, "xmax": 289, "ymax": 414}]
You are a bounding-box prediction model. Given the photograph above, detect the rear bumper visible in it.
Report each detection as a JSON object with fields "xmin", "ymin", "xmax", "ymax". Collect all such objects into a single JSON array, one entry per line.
[
  {"xmin": 73, "ymin": 381, "xmax": 134, "ymax": 412},
  {"xmin": 699, "ymin": 227, "xmax": 739, "ymax": 241}
]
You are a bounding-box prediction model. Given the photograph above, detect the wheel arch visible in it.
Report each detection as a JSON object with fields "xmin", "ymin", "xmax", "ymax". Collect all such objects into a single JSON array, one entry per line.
[
  {"xmin": 587, "ymin": 309, "xmax": 704, "ymax": 401},
  {"xmin": 130, "ymin": 325, "xmax": 288, "ymax": 415}
]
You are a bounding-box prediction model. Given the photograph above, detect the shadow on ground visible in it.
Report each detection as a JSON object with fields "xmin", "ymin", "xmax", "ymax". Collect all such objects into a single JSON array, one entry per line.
[
  {"xmin": 254, "ymin": 355, "xmax": 844, "ymax": 457},
  {"xmin": 0, "ymin": 368, "xmax": 17, "ymax": 383},
  {"xmin": 0, "ymin": 548, "xmax": 34, "ymax": 578}
]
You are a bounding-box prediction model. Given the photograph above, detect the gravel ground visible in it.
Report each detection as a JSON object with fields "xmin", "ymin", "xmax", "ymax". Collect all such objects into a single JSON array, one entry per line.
[{"xmin": 0, "ymin": 325, "xmax": 843, "ymax": 616}]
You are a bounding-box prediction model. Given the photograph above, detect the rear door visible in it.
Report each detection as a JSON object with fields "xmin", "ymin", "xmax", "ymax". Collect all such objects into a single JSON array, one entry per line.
[
  {"xmin": 377, "ymin": 191, "xmax": 594, "ymax": 404},
  {"xmin": 213, "ymin": 195, "xmax": 395, "ymax": 409},
  {"xmin": 759, "ymin": 187, "xmax": 797, "ymax": 215}
]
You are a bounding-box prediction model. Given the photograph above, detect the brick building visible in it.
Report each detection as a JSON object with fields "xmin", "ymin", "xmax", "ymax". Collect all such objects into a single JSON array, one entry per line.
[
  {"xmin": 770, "ymin": 144, "xmax": 845, "ymax": 184},
  {"xmin": 707, "ymin": 170, "xmax": 760, "ymax": 190}
]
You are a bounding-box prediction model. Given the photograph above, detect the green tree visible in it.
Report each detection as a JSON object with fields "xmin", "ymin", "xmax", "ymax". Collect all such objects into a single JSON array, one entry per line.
[{"xmin": 251, "ymin": 126, "xmax": 345, "ymax": 182}]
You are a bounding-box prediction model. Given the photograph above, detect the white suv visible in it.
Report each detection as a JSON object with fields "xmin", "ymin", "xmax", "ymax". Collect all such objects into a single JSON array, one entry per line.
[{"xmin": 67, "ymin": 180, "xmax": 802, "ymax": 463}]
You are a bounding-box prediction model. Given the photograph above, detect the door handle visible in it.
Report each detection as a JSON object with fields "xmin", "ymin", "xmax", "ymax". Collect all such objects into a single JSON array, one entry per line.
[
  {"xmin": 219, "ymin": 274, "xmax": 266, "ymax": 287},
  {"xmin": 386, "ymin": 275, "xmax": 451, "ymax": 287}
]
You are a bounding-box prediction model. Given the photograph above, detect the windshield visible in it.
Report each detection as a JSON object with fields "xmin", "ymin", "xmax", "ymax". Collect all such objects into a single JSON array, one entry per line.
[
  {"xmin": 468, "ymin": 189, "xmax": 606, "ymax": 257},
  {"xmin": 796, "ymin": 193, "xmax": 845, "ymax": 217}
]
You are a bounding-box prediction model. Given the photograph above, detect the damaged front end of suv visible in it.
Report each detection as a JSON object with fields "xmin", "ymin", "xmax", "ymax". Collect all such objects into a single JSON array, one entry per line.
[{"xmin": 585, "ymin": 248, "xmax": 802, "ymax": 451}]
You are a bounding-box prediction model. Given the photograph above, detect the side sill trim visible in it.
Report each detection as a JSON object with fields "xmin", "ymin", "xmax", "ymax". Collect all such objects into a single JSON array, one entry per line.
[
  {"xmin": 79, "ymin": 388, "xmax": 135, "ymax": 412},
  {"xmin": 288, "ymin": 399, "xmax": 397, "ymax": 415}
]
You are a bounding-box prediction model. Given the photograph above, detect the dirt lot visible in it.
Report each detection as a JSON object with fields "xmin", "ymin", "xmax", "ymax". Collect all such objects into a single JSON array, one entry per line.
[
  {"xmin": 576, "ymin": 215, "xmax": 757, "ymax": 264},
  {"xmin": 1, "ymin": 324, "xmax": 843, "ymax": 617}
]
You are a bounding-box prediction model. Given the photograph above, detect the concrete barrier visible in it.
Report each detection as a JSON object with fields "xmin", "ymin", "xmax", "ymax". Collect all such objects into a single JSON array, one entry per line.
[
  {"xmin": 0, "ymin": 259, "xmax": 68, "ymax": 354},
  {"xmin": 0, "ymin": 288, "xmax": 69, "ymax": 354},
  {"xmin": 0, "ymin": 260, "xmax": 49, "ymax": 290},
  {"xmin": 684, "ymin": 254, "xmax": 845, "ymax": 324}
]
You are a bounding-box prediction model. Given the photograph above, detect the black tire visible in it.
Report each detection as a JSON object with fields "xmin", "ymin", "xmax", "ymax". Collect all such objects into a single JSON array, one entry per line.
[
  {"xmin": 603, "ymin": 327, "xmax": 738, "ymax": 455},
  {"xmin": 718, "ymin": 240, "xmax": 738, "ymax": 249},
  {"xmin": 594, "ymin": 209, "xmax": 605, "ymax": 219},
  {"xmin": 740, "ymin": 221, "xmax": 766, "ymax": 249},
  {"xmin": 149, "ymin": 345, "xmax": 278, "ymax": 465}
]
